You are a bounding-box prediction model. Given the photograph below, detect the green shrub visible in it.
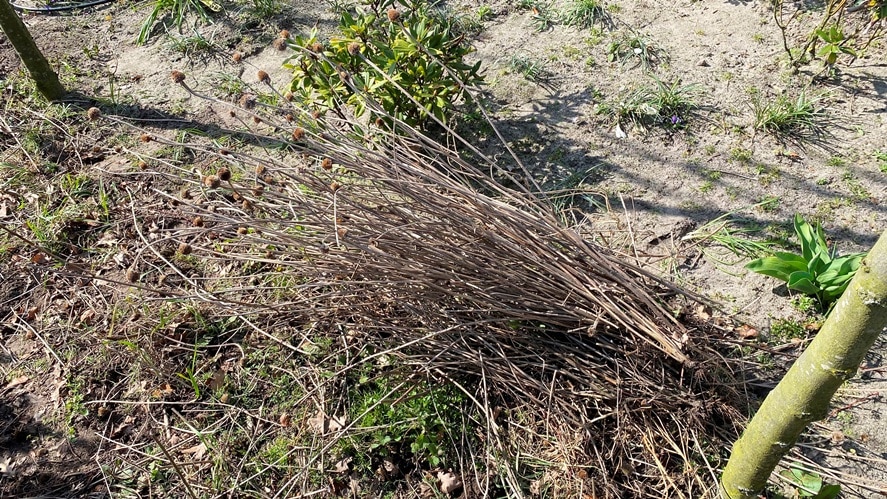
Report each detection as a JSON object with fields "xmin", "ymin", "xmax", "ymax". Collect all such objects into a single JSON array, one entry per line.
[{"xmin": 284, "ymin": 0, "xmax": 483, "ymax": 129}]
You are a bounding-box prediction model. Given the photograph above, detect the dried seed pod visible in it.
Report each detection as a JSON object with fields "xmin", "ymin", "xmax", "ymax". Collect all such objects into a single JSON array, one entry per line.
[
  {"xmin": 252, "ymin": 185, "xmax": 264, "ymax": 196},
  {"xmin": 192, "ymin": 216, "xmax": 204, "ymax": 227},
  {"xmin": 292, "ymin": 128, "xmax": 305, "ymax": 141},
  {"xmin": 237, "ymin": 227, "xmax": 248, "ymax": 235},
  {"xmin": 125, "ymin": 268, "xmax": 139, "ymax": 283},
  {"xmin": 387, "ymin": 8, "xmax": 400, "ymax": 21},
  {"xmin": 284, "ymin": 91, "xmax": 294, "ymax": 102},
  {"xmin": 255, "ymin": 164, "xmax": 266, "ymax": 175},
  {"xmin": 138, "ymin": 160, "xmax": 148, "ymax": 170},
  {"xmin": 231, "ymin": 51, "xmax": 242, "ymax": 62},
  {"xmin": 203, "ymin": 175, "xmax": 221, "ymax": 189},
  {"xmin": 330, "ymin": 181, "xmax": 341, "ymax": 192},
  {"xmin": 242, "ymin": 199, "xmax": 252, "ymax": 210},
  {"xmin": 178, "ymin": 243, "xmax": 192, "ymax": 255},
  {"xmin": 217, "ymin": 167, "xmax": 231, "ymax": 181},
  {"xmin": 257, "ymin": 70, "xmax": 270, "ymax": 84},
  {"xmin": 310, "ymin": 42, "xmax": 324, "ymax": 53},
  {"xmin": 219, "ymin": 148, "xmax": 231, "ymax": 156},
  {"xmin": 239, "ymin": 94, "xmax": 256, "ymax": 110},
  {"xmin": 273, "ymin": 38, "xmax": 287, "ymax": 51},
  {"xmin": 86, "ymin": 107, "xmax": 101, "ymax": 121},
  {"xmin": 321, "ymin": 158, "xmax": 333, "ymax": 170},
  {"xmin": 170, "ymin": 70, "xmax": 186, "ymax": 84},
  {"xmin": 347, "ymin": 42, "xmax": 361, "ymax": 55},
  {"xmin": 139, "ymin": 133, "xmax": 152, "ymax": 143},
  {"xmin": 279, "ymin": 29, "xmax": 290, "ymax": 39}
]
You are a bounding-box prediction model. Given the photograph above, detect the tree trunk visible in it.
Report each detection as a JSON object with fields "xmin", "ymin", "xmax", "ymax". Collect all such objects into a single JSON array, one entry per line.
[
  {"xmin": 721, "ymin": 229, "xmax": 887, "ymax": 498},
  {"xmin": 0, "ymin": 0, "xmax": 65, "ymax": 100}
]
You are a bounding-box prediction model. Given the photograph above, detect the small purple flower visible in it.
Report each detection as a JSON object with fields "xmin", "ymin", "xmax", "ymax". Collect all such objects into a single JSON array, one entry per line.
[{"xmin": 669, "ymin": 115, "xmax": 682, "ymax": 125}]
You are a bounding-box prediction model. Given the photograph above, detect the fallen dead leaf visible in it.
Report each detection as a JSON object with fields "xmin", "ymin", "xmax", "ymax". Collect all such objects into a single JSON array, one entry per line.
[
  {"xmin": 333, "ymin": 456, "xmax": 351, "ymax": 473},
  {"xmin": 735, "ymin": 324, "xmax": 758, "ymax": 339},
  {"xmin": 438, "ymin": 470, "xmax": 462, "ymax": 495},
  {"xmin": 5, "ymin": 375, "xmax": 29, "ymax": 390},
  {"xmin": 181, "ymin": 442, "xmax": 207, "ymax": 460},
  {"xmin": 207, "ymin": 369, "xmax": 225, "ymax": 390}
]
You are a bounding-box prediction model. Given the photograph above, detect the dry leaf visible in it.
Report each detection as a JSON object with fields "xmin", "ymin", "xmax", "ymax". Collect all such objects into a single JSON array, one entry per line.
[
  {"xmin": 307, "ymin": 411, "xmax": 327, "ymax": 433},
  {"xmin": 181, "ymin": 442, "xmax": 207, "ymax": 460},
  {"xmin": 207, "ymin": 369, "xmax": 225, "ymax": 390},
  {"xmin": 333, "ymin": 456, "xmax": 351, "ymax": 473},
  {"xmin": 5, "ymin": 376, "xmax": 29, "ymax": 390},
  {"xmin": 328, "ymin": 414, "xmax": 346, "ymax": 432},
  {"xmin": 279, "ymin": 413, "xmax": 291, "ymax": 427},
  {"xmin": 735, "ymin": 324, "xmax": 758, "ymax": 339},
  {"xmin": 438, "ymin": 471, "xmax": 462, "ymax": 494}
]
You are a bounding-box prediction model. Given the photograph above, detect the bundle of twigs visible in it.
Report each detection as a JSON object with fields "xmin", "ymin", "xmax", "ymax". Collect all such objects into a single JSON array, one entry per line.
[{"xmin": 104, "ymin": 71, "xmax": 743, "ymax": 497}]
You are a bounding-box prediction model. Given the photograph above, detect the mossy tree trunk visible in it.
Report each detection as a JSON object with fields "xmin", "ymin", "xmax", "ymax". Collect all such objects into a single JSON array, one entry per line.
[
  {"xmin": 0, "ymin": 0, "xmax": 65, "ymax": 100},
  {"xmin": 721, "ymin": 229, "xmax": 887, "ymax": 498}
]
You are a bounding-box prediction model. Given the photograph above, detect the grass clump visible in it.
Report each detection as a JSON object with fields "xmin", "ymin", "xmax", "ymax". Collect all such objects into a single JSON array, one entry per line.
[
  {"xmin": 601, "ymin": 76, "xmax": 698, "ymax": 130},
  {"xmin": 562, "ymin": 0, "xmax": 608, "ymax": 28},
  {"xmin": 607, "ymin": 31, "xmax": 666, "ymax": 70},
  {"xmin": 750, "ymin": 89, "xmax": 825, "ymax": 138}
]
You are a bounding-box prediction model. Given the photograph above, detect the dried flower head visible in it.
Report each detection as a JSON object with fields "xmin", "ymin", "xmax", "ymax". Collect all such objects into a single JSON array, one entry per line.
[
  {"xmin": 139, "ymin": 133, "xmax": 152, "ymax": 143},
  {"xmin": 292, "ymin": 127, "xmax": 305, "ymax": 141},
  {"xmin": 232, "ymin": 52, "xmax": 243, "ymax": 62},
  {"xmin": 239, "ymin": 94, "xmax": 256, "ymax": 110},
  {"xmin": 284, "ymin": 91, "xmax": 294, "ymax": 102},
  {"xmin": 237, "ymin": 227, "xmax": 248, "ymax": 235},
  {"xmin": 125, "ymin": 268, "xmax": 139, "ymax": 283},
  {"xmin": 321, "ymin": 158, "xmax": 333, "ymax": 170},
  {"xmin": 257, "ymin": 70, "xmax": 270, "ymax": 84},
  {"xmin": 138, "ymin": 160, "xmax": 148, "ymax": 170},
  {"xmin": 229, "ymin": 110, "xmax": 237, "ymax": 118},
  {"xmin": 330, "ymin": 181, "xmax": 341, "ymax": 192},
  {"xmin": 86, "ymin": 107, "xmax": 101, "ymax": 121},
  {"xmin": 273, "ymin": 38, "xmax": 287, "ymax": 51},
  {"xmin": 311, "ymin": 42, "xmax": 324, "ymax": 53},
  {"xmin": 203, "ymin": 175, "xmax": 221, "ymax": 189},
  {"xmin": 252, "ymin": 185, "xmax": 264, "ymax": 196},
  {"xmin": 219, "ymin": 148, "xmax": 231, "ymax": 156},
  {"xmin": 347, "ymin": 42, "xmax": 361, "ymax": 56},
  {"xmin": 255, "ymin": 164, "xmax": 266, "ymax": 175},
  {"xmin": 252, "ymin": 116, "xmax": 262, "ymax": 124},
  {"xmin": 192, "ymin": 216, "xmax": 204, "ymax": 227},
  {"xmin": 242, "ymin": 199, "xmax": 252, "ymax": 210},
  {"xmin": 178, "ymin": 243, "xmax": 192, "ymax": 255},
  {"xmin": 284, "ymin": 113, "xmax": 294, "ymax": 122},
  {"xmin": 387, "ymin": 8, "xmax": 400, "ymax": 21},
  {"xmin": 170, "ymin": 70, "xmax": 186, "ymax": 84},
  {"xmin": 279, "ymin": 29, "xmax": 290, "ymax": 39},
  {"xmin": 217, "ymin": 167, "xmax": 231, "ymax": 181}
]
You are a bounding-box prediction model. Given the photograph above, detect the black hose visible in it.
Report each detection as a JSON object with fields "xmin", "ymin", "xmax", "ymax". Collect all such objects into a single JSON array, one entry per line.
[{"xmin": 10, "ymin": 0, "xmax": 116, "ymax": 13}]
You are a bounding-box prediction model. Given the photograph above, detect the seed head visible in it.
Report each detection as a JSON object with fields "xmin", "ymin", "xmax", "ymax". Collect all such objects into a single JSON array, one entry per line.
[
  {"xmin": 284, "ymin": 113, "xmax": 294, "ymax": 122},
  {"xmin": 242, "ymin": 199, "xmax": 252, "ymax": 210},
  {"xmin": 255, "ymin": 164, "xmax": 266, "ymax": 175},
  {"xmin": 252, "ymin": 185, "xmax": 264, "ymax": 196},
  {"xmin": 237, "ymin": 227, "xmax": 248, "ymax": 235},
  {"xmin": 321, "ymin": 158, "xmax": 333, "ymax": 170},
  {"xmin": 257, "ymin": 70, "xmax": 270, "ymax": 84},
  {"xmin": 232, "ymin": 52, "xmax": 243, "ymax": 62},
  {"xmin": 252, "ymin": 116, "xmax": 262, "ymax": 124},
  {"xmin": 217, "ymin": 167, "xmax": 231, "ymax": 181},
  {"xmin": 292, "ymin": 127, "xmax": 305, "ymax": 141},
  {"xmin": 170, "ymin": 70, "xmax": 186, "ymax": 84},
  {"xmin": 139, "ymin": 133, "xmax": 152, "ymax": 143},
  {"xmin": 125, "ymin": 268, "xmax": 139, "ymax": 283},
  {"xmin": 239, "ymin": 94, "xmax": 256, "ymax": 110},
  {"xmin": 284, "ymin": 91, "xmax": 294, "ymax": 102},
  {"xmin": 310, "ymin": 42, "xmax": 324, "ymax": 53},
  {"xmin": 219, "ymin": 148, "xmax": 231, "ymax": 156},
  {"xmin": 86, "ymin": 107, "xmax": 101, "ymax": 121},
  {"xmin": 192, "ymin": 216, "xmax": 204, "ymax": 227},
  {"xmin": 279, "ymin": 29, "xmax": 290, "ymax": 39},
  {"xmin": 178, "ymin": 243, "xmax": 192, "ymax": 255},
  {"xmin": 138, "ymin": 160, "xmax": 148, "ymax": 169},
  {"xmin": 273, "ymin": 38, "xmax": 287, "ymax": 51},
  {"xmin": 387, "ymin": 8, "xmax": 400, "ymax": 21},
  {"xmin": 203, "ymin": 175, "xmax": 221, "ymax": 189},
  {"xmin": 347, "ymin": 42, "xmax": 361, "ymax": 56},
  {"xmin": 330, "ymin": 181, "xmax": 341, "ymax": 192}
]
